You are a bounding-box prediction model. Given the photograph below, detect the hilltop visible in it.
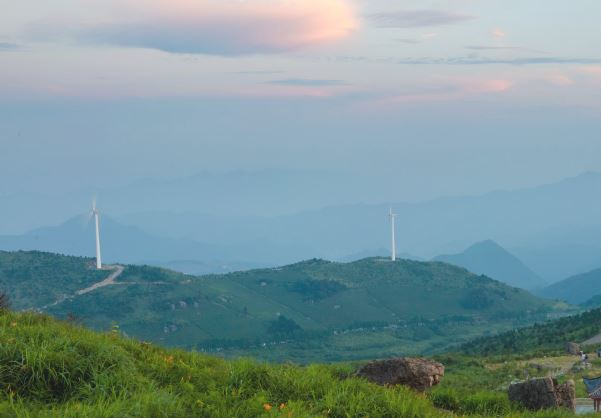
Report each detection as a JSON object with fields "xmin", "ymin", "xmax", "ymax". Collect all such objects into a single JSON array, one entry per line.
[
  {"xmin": 0, "ymin": 251, "xmax": 108, "ymax": 310},
  {"xmin": 0, "ymin": 251, "xmax": 572, "ymax": 363},
  {"xmin": 434, "ymin": 240, "xmax": 546, "ymax": 290}
]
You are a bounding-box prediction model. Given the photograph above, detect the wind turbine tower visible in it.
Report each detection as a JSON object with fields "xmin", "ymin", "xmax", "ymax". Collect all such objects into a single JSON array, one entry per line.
[
  {"xmin": 389, "ymin": 208, "xmax": 397, "ymax": 261},
  {"xmin": 92, "ymin": 199, "xmax": 102, "ymax": 269}
]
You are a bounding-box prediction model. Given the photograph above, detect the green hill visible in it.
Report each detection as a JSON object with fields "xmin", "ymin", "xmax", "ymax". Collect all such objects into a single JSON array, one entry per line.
[
  {"xmin": 538, "ymin": 267, "xmax": 601, "ymax": 304},
  {"xmin": 0, "ymin": 251, "xmax": 572, "ymax": 362},
  {"xmin": 0, "ymin": 251, "xmax": 108, "ymax": 310}
]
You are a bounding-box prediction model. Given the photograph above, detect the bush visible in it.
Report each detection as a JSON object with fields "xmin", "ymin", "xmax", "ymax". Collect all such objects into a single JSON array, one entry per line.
[
  {"xmin": 267, "ymin": 316, "xmax": 302, "ymax": 337},
  {"xmin": 0, "ymin": 291, "xmax": 9, "ymax": 311}
]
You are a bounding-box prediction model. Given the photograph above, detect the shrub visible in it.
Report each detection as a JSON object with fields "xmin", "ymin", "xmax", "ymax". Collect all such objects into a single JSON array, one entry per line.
[{"xmin": 0, "ymin": 291, "xmax": 9, "ymax": 311}]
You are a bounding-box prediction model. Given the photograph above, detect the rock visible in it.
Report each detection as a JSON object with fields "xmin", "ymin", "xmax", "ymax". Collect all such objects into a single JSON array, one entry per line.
[
  {"xmin": 566, "ymin": 342, "xmax": 581, "ymax": 355},
  {"xmin": 356, "ymin": 358, "xmax": 444, "ymax": 391},
  {"xmin": 555, "ymin": 380, "xmax": 576, "ymax": 411},
  {"xmin": 508, "ymin": 377, "xmax": 575, "ymax": 412}
]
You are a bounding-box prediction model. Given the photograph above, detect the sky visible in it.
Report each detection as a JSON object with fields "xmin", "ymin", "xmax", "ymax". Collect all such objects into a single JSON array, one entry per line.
[{"xmin": 1, "ymin": 0, "xmax": 601, "ymax": 203}]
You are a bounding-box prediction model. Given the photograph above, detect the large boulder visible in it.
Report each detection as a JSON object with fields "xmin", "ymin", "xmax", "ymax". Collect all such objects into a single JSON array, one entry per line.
[
  {"xmin": 566, "ymin": 342, "xmax": 580, "ymax": 355},
  {"xmin": 508, "ymin": 378, "xmax": 575, "ymax": 412},
  {"xmin": 356, "ymin": 358, "xmax": 444, "ymax": 391}
]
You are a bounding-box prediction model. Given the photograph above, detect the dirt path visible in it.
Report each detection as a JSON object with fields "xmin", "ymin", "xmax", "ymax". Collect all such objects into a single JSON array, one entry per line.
[
  {"xmin": 37, "ymin": 265, "xmax": 125, "ymax": 311},
  {"xmin": 75, "ymin": 265, "xmax": 124, "ymax": 295}
]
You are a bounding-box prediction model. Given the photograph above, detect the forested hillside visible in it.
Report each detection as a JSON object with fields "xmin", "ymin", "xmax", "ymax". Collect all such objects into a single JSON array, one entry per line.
[
  {"xmin": 461, "ymin": 307, "xmax": 601, "ymax": 356},
  {"xmin": 0, "ymin": 251, "xmax": 573, "ymax": 362}
]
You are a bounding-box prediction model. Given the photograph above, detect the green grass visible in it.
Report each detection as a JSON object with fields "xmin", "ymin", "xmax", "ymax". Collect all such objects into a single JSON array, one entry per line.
[
  {"xmin": 0, "ymin": 310, "xmax": 591, "ymax": 417},
  {"xmin": 0, "ymin": 310, "xmax": 441, "ymax": 417}
]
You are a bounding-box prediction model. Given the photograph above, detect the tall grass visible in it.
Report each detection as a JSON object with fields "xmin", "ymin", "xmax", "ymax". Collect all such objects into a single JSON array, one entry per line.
[{"xmin": 0, "ymin": 311, "xmax": 592, "ymax": 417}]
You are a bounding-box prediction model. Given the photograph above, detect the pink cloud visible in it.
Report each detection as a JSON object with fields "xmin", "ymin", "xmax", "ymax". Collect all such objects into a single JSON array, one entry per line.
[
  {"xmin": 368, "ymin": 78, "xmax": 513, "ymax": 109},
  {"xmin": 579, "ymin": 66, "xmax": 601, "ymax": 76},
  {"xmin": 545, "ymin": 74, "xmax": 574, "ymax": 86},
  {"xmin": 492, "ymin": 29, "xmax": 506, "ymax": 38},
  {"xmin": 35, "ymin": 0, "xmax": 358, "ymax": 55},
  {"xmin": 463, "ymin": 79, "xmax": 513, "ymax": 93}
]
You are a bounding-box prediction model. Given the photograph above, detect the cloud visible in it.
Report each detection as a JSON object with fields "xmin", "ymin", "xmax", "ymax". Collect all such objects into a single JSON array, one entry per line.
[
  {"xmin": 579, "ymin": 66, "xmax": 601, "ymax": 76},
  {"xmin": 465, "ymin": 45, "xmax": 540, "ymax": 52},
  {"xmin": 268, "ymin": 79, "xmax": 349, "ymax": 87},
  {"xmin": 32, "ymin": 0, "xmax": 358, "ymax": 55},
  {"xmin": 397, "ymin": 56, "xmax": 601, "ymax": 65},
  {"xmin": 463, "ymin": 79, "xmax": 512, "ymax": 93},
  {"xmin": 545, "ymin": 74, "xmax": 574, "ymax": 86},
  {"xmin": 369, "ymin": 10, "xmax": 475, "ymax": 28},
  {"xmin": 368, "ymin": 78, "xmax": 512, "ymax": 108},
  {"xmin": 0, "ymin": 42, "xmax": 20, "ymax": 51},
  {"xmin": 492, "ymin": 29, "xmax": 506, "ymax": 38}
]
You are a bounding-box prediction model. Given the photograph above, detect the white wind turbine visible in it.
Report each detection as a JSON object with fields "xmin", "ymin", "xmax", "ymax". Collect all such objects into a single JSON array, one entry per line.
[
  {"xmin": 389, "ymin": 208, "xmax": 397, "ymax": 261},
  {"xmin": 91, "ymin": 199, "xmax": 102, "ymax": 269}
]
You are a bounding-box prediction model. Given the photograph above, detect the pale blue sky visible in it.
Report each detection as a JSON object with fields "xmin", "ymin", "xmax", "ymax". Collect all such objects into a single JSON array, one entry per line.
[{"xmin": 1, "ymin": 0, "xmax": 601, "ymax": 202}]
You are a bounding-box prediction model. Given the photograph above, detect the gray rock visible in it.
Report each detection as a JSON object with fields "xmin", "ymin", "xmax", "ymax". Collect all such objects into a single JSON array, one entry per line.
[
  {"xmin": 508, "ymin": 377, "xmax": 575, "ymax": 412},
  {"xmin": 356, "ymin": 358, "xmax": 444, "ymax": 391},
  {"xmin": 566, "ymin": 342, "xmax": 580, "ymax": 355}
]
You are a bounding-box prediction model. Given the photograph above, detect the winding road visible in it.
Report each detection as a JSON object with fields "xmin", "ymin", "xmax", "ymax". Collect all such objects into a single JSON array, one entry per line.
[
  {"xmin": 37, "ymin": 265, "xmax": 124, "ymax": 311},
  {"xmin": 76, "ymin": 265, "xmax": 124, "ymax": 295}
]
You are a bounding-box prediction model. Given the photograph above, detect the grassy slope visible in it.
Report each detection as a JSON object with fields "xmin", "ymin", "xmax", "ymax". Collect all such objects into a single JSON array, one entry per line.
[
  {"xmin": 0, "ymin": 310, "xmax": 583, "ymax": 417},
  {"xmin": 0, "ymin": 251, "xmax": 572, "ymax": 362}
]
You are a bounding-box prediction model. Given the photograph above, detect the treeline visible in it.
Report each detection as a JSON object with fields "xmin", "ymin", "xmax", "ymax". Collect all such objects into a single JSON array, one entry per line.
[{"xmin": 460, "ymin": 307, "xmax": 601, "ymax": 356}]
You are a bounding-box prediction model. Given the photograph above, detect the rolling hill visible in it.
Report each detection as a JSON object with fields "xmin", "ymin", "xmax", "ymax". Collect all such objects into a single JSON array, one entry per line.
[
  {"xmin": 434, "ymin": 240, "xmax": 546, "ymax": 290},
  {"xmin": 0, "ymin": 251, "xmax": 108, "ymax": 310},
  {"xmin": 537, "ymin": 267, "xmax": 601, "ymax": 305},
  {"xmin": 0, "ymin": 251, "xmax": 572, "ymax": 362}
]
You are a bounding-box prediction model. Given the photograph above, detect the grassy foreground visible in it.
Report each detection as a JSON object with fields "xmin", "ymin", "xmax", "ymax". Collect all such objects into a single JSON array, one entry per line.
[{"xmin": 0, "ymin": 311, "xmax": 586, "ymax": 417}]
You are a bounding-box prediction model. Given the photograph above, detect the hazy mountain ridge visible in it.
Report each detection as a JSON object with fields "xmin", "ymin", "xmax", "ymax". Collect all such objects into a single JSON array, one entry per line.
[
  {"xmin": 0, "ymin": 216, "xmax": 261, "ymax": 274},
  {"xmin": 2, "ymin": 171, "xmax": 601, "ymax": 280},
  {"xmin": 117, "ymin": 171, "xmax": 601, "ymax": 278},
  {"xmin": 537, "ymin": 267, "xmax": 601, "ymax": 304},
  {"xmin": 434, "ymin": 240, "xmax": 546, "ymax": 290}
]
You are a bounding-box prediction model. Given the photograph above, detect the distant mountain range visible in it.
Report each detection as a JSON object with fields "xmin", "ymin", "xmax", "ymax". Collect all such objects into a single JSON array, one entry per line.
[
  {"xmin": 0, "ymin": 251, "xmax": 570, "ymax": 362},
  {"xmin": 536, "ymin": 267, "xmax": 601, "ymax": 305},
  {"xmin": 434, "ymin": 240, "xmax": 546, "ymax": 290},
  {"xmin": 117, "ymin": 172, "xmax": 601, "ymax": 280},
  {"xmin": 2, "ymin": 171, "xmax": 601, "ymax": 280},
  {"xmin": 0, "ymin": 216, "xmax": 261, "ymax": 274}
]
